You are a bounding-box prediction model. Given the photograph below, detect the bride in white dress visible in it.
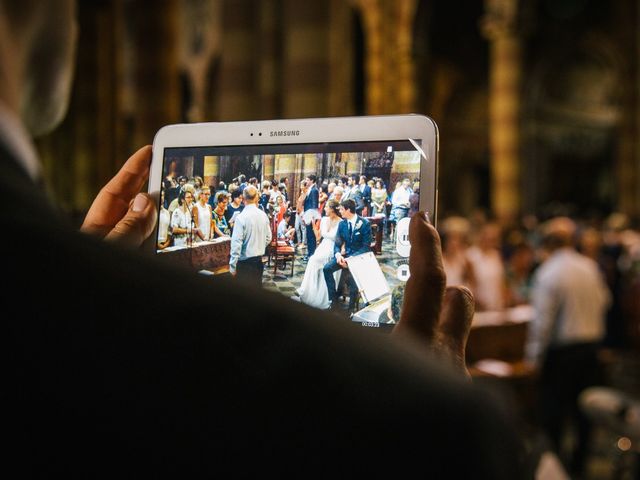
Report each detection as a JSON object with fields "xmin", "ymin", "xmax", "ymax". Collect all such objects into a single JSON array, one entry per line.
[{"xmin": 297, "ymin": 199, "xmax": 342, "ymax": 309}]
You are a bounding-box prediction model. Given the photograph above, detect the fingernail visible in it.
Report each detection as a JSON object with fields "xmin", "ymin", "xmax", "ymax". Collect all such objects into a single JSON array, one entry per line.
[
  {"xmin": 423, "ymin": 211, "xmax": 431, "ymax": 225},
  {"xmin": 132, "ymin": 193, "xmax": 148, "ymax": 213}
]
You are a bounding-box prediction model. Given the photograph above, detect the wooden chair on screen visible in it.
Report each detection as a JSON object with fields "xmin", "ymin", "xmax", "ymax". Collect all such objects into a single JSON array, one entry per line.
[{"xmin": 267, "ymin": 216, "xmax": 296, "ymax": 276}]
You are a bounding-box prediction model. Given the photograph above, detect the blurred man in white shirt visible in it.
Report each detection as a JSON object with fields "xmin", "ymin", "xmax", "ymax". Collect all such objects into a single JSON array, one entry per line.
[{"xmin": 527, "ymin": 217, "xmax": 611, "ymax": 476}]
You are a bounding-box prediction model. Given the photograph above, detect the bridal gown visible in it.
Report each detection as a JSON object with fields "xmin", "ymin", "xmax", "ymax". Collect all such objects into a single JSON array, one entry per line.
[{"xmin": 297, "ymin": 216, "xmax": 341, "ymax": 309}]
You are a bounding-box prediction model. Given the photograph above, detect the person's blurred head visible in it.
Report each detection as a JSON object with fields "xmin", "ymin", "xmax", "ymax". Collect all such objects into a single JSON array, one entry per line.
[
  {"xmin": 0, "ymin": 0, "xmax": 78, "ymax": 136},
  {"xmin": 230, "ymin": 189, "xmax": 242, "ymax": 204},
  {"xmin": 198, "ymin": 186, "xmax": 210, "ymax": 203},
  {"xmin": 306, "ymin": 174, "xmax": 317, "ymax": 185},
  {"xmin": 327, "ymin": 182, "xmax": 336, "ymax": 194},
  {"xmin": 478, "ymin": 222, "xmax": 502, "ymax": 251},
  {"xmin": 178, "ymin": 190, "xmax": 193, "ymax": 208},
  {"xmin": 440, "ymin": 217, "xmax": 471, "ymax": 253},
  {"xmin": 375, "ymin": 180, "xmax": 384, "ymax": 189},
  {"xmin": 216, "ymin": 192, "xmax": 229, "ymax": 207},
  {"xmin": 217, "ymin": 181, "xmax": 226, "ymax": 191},
  {"xmin": 359, "ymin": 175, "xmax": 366, "ymax": 185},
  {"xmin": 325, "ymin": 199, "xmax": 341, "ymax": 218},
  {"xmin": 193, "ymin": 176, "xmax": 203, "ymax": 189},
  {"xmin": 340, "ymin": 199, "xmax": 357, "ymax": 219},
  {"xmin": 262, "ymin": 180, "xmax": 271, "ymax": 192},
  {"xmin": 242, "ymin": 185, "xmax": 259, "ymax": 205},
  {"xmin": 402, "ymin": 178, "xmax": 411, "ymax": 189},
  {"xmin": 541, "ymin": 217, "xmax": 576, "ymax": 252},
  {"xmin": 249, "ymin": 177, "xmax": 258, "ymax": 186},
  {"xmin": 578, "ymin": 227, "xmax": 602, "ymax": 260},
  {"xmin": 333, "ymin": 186, "xmax": 344, "ymax": 202},
  {"xmin": 238, "ymin": 174, "xmax": 246, "ymax": 184}
]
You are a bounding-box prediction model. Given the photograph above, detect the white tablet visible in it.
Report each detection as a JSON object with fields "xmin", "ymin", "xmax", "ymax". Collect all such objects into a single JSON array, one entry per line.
[{"xmin": 149, "ymin": 115, "xmax": 438, "ymax": 325}]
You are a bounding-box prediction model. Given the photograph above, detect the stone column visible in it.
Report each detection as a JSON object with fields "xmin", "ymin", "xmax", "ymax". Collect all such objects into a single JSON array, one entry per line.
[
  {"xmin": 352, "ymin": 0, "xmax": 417, "ymax": 114},
  {"xmin": 481, "ymin": 0, "xmax": 522, "ymax": 225}
]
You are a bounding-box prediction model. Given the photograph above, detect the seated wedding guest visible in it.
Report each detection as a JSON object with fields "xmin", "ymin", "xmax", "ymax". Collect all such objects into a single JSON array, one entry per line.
[
  {"xmin": 323, "ymin": 199, "xmax": 372, "ymax": 312},
  {"xmin": 229, "ymin": 186, "xmax": 272, "ymax": 286},
  {"xmin": 157, "ymin": 189, "xmax": 172, "ymax": 250},
  {"xmin": 170, "ymin": 190, "xmax": 197, "ymax": 247},
  {"xmin": 297, "ymin": 200, "xmax": 343, "ymax": 309},
  {"xmin": 192, "ymin": 187, "xmax": 213, "ymax": 242},
  {"xmin": 225, "ymin": 189, "xmax": 244, "ymax": 230},
  {"xmin": 212, "ymin": 192, "xmax": 231, "ymax": 237},
  {"xmin": 277, "ymin": 210, "xmax": 296, "ymax": 246}
]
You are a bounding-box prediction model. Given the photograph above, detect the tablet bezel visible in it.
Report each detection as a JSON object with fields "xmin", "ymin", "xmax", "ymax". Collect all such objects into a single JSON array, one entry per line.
[{"xmin": 149, "ymin": 114, "xmax": 439, "ymax": 251}]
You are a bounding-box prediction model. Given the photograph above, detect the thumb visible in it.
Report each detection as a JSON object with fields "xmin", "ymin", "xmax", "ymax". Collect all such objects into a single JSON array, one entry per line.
[{"xmin": 104, "ymin": 193, "xmax": 157, "ymax": 248}]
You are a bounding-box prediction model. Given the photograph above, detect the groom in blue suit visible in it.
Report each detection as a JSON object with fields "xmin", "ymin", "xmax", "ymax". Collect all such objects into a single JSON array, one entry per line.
[{"xmin": 323, "ymin": 199, "xmax": 372, "ymax": 311}]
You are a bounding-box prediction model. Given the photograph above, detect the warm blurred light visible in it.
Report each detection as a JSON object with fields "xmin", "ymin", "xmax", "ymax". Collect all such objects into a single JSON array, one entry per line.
[{"xmin": 617, "ymin": 437, "xmax": 632, "ymax": 452}]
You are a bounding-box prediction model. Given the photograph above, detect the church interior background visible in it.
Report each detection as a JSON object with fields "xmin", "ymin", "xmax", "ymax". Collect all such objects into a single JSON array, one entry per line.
[{"xmin": 37, "ymin": 0, "xmax": 640, "ymax": 227}]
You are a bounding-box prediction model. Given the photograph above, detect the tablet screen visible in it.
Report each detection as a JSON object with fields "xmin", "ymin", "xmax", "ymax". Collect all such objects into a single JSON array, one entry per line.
[{"xmin": 155, "ymin": 139, "xmax": 426, "ymax": 326}]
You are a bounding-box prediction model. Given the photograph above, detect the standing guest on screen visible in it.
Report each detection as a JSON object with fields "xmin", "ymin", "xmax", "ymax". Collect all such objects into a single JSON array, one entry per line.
[
  {"xmin": 280, "ymin": 177, "xmax": 289, "ymax": 201},
  {"xmin": 371, "ymin": 180, "xmax": 388, "ymax": 217},
  {"xmin": 212, "ymin": 192, "xmax": 231, "ymax": 237},
  {"xmin": 275, "ymin": 195, "xmax": 287, "ymax": 225},
  {"xmin": 359, "ymin": 175, "xmax": 371, "ymax": 216},
  {"xmin": 303, "ymin": 174, "xmax": 320, "ymax": 258},
  {"xmin": 170, "ymin": 190, "xmax": 196, "ymax": 247},
  {"xmin": 192, "ymin": 187, "xmax": 213, "ymax": 242},
  {"xmin": 225, "ymin": 189, "xmax": 244, "ymax": 230},
  {"xmin": 295, "ymin": 180, "xmax": 307, "ymax": 251},
  {"xmin": 213, "ymin": 181, "xmax": 228, "ymax": 206},
  {"xmin": 229, "ymin": 186, "xmax": 272, "ymax": 286},
  {"xmin": 297, "ymin": 200, "xmax": 342, "ymax": 309},
  {"xmin": 157, "ymin": 189, "xmax": 172, "ymax": 250},
  {"xmin": 323, "ymin": 199, "xmax": 372, "ymax": 311},
  {"xmin": 237, "ymin": 174, "xmax": 247, "ymax": 193},
  {"xmin": 259, "ymin": 180, "xmax": 271, "ymax": 212}
]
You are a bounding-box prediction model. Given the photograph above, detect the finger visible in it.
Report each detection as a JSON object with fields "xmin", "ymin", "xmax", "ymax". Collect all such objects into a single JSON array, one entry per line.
[
  {"xmin": 81, "ymin": 146, "xmax": 152, "ymax": 237},
  {"xmin": 437, "ymin": 286, "xmax": 474, "ymax": 375},
  {"xmin": 394, "ymin": 212, "xmax": 446, "ymax": 342},
  {"xmin": 104, "ymin": 193, "xmax": 157, "ymax": 248},
  {"xmin": 102, "ymin": 145, "xmax": 152, "ymax": 202}
]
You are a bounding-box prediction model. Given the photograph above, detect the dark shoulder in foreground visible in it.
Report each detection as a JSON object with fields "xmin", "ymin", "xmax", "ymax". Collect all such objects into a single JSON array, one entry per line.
[{"xmin": 1, "ymin": 154, "xmax": 523, "ymax": 477}]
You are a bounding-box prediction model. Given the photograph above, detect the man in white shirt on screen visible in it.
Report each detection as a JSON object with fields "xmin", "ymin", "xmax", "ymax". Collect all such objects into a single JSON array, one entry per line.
[{"xmin": 229, "ymin": 185, "xmax": 272, "ymax": 286}]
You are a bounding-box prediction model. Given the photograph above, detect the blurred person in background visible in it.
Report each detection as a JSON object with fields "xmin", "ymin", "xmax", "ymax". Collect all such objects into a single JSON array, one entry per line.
[
  {"xmin": 526, "ymin": 217, "xmax": 611, "ymax": 477},
  {"xmin": 505, "ymin": 235, "xmax": 535, "ymax": 307},
  {"xmin": 467, "ymin": 222, "xmax": 507, "ymax": 311},
  {"xmin": 440, "ymin": 216, "xmax": 476, "ymax": 292}
]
